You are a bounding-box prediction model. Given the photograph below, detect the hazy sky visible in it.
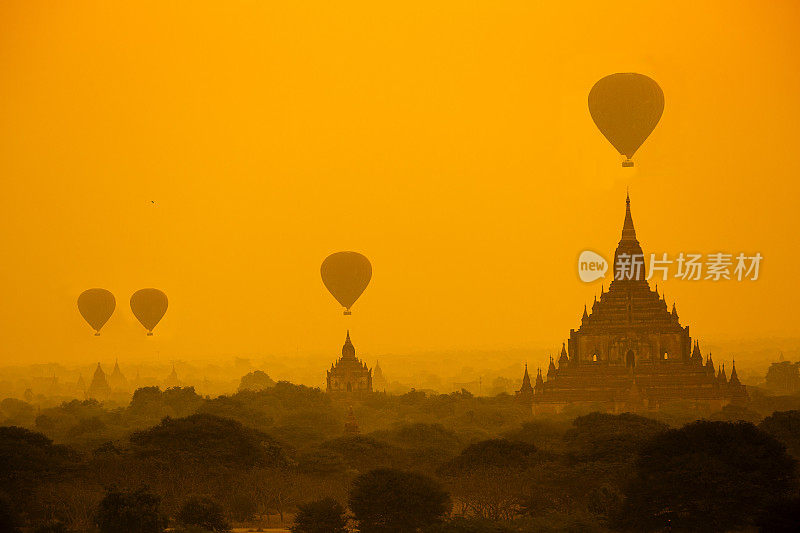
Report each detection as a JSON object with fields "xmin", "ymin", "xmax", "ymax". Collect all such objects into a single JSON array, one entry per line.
[{"xmin": 1, "ymin": 1, "xmax": 799, "ymax": 366}]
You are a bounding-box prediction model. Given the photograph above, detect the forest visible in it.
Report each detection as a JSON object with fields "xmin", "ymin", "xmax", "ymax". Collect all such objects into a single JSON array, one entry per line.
[{"xmin": 2, "ymin": 378, "xmax": 800, "ymax": 532}]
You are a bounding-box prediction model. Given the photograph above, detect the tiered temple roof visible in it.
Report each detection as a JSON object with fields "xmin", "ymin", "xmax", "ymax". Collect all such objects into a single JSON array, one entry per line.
[
  {"xmin": 525, "ymin": 194, "xmax": 747, "ymax": 413},
  {"xmin": 108, "ymin": 359, "xmax": 129, "ymax": 392},
  {"xmin": 87, "ymin": 362, "xmax": 110, "ymax": 400},
  {"xmin": 515, "ymin": 363, "xmax": 534, "ymax": 403},
  {"xmin": 373, "ymin": 360, "xmax": 388, "ymax": 392},
  {"xmin": 327, "ymin": 331, "xmax": 372, "ymax": 396}
]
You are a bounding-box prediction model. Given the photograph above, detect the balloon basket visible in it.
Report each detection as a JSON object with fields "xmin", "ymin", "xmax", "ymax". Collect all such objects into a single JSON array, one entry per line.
[
  {"xmin": 622, "ymin": 159, "xmax": 634, "ymax": 167},
  {"xmin": 94, "ymin": 332, "xmax": 100, "ymax": 336},
  {"xmin": 147, "ymin": 332, "xmax": 154, "ymax": 336},
  {"xmin": 343, "ymin": 310, "xmax": 352, "ymax": 316}
]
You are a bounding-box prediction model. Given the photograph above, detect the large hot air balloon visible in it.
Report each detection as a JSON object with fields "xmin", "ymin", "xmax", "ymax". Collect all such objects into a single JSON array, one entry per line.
[
  {"xmin": 321, "ymin": 252, "xmax": 372, "ymax": 315},
  {"xmin": 77, "ymin": 289, "xmax": 115, "ymax": 335},
  {"xmin": 588, "ymin": 73, "xmax": 664, "ymax": 167},
  {"xmin": 130, "ymin": 288, "xmax": 168, "ymax": 336}
]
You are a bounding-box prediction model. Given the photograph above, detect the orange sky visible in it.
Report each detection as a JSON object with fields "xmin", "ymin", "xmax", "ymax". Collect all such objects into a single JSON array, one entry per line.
[{"xmin": 1, "ymin": 1, "xmax": 799, "ymax": 367}]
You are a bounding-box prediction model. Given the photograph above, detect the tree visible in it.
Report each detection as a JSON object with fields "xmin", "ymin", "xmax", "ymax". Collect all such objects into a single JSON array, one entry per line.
[
  {"xmin": 502, "ymin": 419, "xmax": 570, "ymax": 449},
  {"xmin": 0, "ymin": 495, "xmax": 20, "ymax": 533},
  {"xmin": 238, "ymin": 370, "xmax": 276, "ymax": 392},
  {"xmin": 760, "ymin": 410, "xmax": 800, "ymax": 458},
  {"xmin": 425, "ymin": 516, "xmax": 518, "ymax": 532},
  {"xmin": 446, "ymin": 439, "xmax": 537, "ymax": 470},
  {"xmin": 0, "ymin": 398, "xmax": 36, "ymax": 426},
  {"xmin": 129, "ymin": 413, "xmax": 287, "ymax": 469},
  {"xmin": 319, "ymin": 435, "xmax": 400, "ymax": 471},
  {"xmin": 755, "ymin": 496, "xmax": 800, "ymax": 533},
  {"xmin": 708, "ymin": 404, "xmax": 762, "ymax": 424},
  {"xmin": 33, "ymin": 520, "xmax": 69, "ymax": 533},
  {"xmin": 177, "ymin": 496, "xmax": 230, "ymax": 533},
  {"xmin": 376, "ymin": 423, "xmax": 463, "ymax": 454},
  {"xmin": 128, "ymin": 386, "xmax": 204, "ymax": 419},
  {"xmin": 291, "ymin": 498, "xmax": 348, "ymax": 533},
  {"xmin": 563, "ymin": 412, "xmax": 668, "ymax": 462},
  {"xmin": 440, "ymin": 439, "xmax": 538, "ymax": 520},
  {"xmin": 96, "ymin": 486, "xmax": 167, "ymax": 533},
  {"xmin": 0, "ymin": 426, "xmax": 77, "ymax": 490},
  {"xmin": 297, "ymin": 449, "xmax": 347, "ymax": 475},
  {"xmin": 349, "ymin": 468, "xmax": 451, "ymax": 533},
  {"xmin": 614, "ymin": 421, "xmax": 798, "ymax": 532}
]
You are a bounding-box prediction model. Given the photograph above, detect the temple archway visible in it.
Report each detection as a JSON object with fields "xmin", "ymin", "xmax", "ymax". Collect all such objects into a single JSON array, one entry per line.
[{"xmin": 626, "ymin": 349, "xmax": 636, "ymax": 368}]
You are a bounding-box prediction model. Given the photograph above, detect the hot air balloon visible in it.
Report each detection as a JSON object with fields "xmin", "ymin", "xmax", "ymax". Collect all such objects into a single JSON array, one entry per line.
[
  {"xmin": 588, "ymin": 73, "xmax": 664, "ymax": 167},
  {"xmin": 321, "ymin": 251, "xmax": 372, "ymax": 315},
  {"xmin": 130, "ymin": 288, "xmax": 168, "ymax": 336},
  {"xmin": 77, "ymin": 289, "xmax": 115, "ymax": 335}
]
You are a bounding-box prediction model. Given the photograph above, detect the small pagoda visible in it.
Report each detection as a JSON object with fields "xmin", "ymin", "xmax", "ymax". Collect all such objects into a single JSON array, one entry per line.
[{"xmin": 327, "ymin": 331, "xmax": 372, "ymax": 397}]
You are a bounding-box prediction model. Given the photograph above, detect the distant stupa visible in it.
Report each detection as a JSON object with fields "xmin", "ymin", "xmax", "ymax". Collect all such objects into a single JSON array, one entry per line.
[
  {"xmin": 76, "ymin": 374, "xmax": 86, "ymax": 399},
  {"xmin": 131, "ymin": 370, "xmax": 141, "ymax": 391},
  {"xmin": 47, "ymin": 373, "xmax": 58, "ymax": 393},
  {"xmin": 164, "ymin": 364, "xmax": 181, "ymax": 389},
  {"xmin": 373, "ymin": 360, "xmax": 388, "ymax": 392},
  {"xmin": 344, "ymin": 405, "xmax": 360, "ymax": 435},
  {"xmin": 87, "ymin": 363, "xmax": 111, "ymax": 400},
  {"xmin": 108, "ymin": 359, "xmax": 129, "ymax": 392}
]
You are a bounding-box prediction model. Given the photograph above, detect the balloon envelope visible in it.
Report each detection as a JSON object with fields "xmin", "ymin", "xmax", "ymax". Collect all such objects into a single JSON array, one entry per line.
[
  {"xmin": 77, "ymin": 289, "xmax": 115, "ymax": 335},
  {"xmin": 321, "ymin": 252, "xmax": 372, "ymax": 313},
  {"xmin": 588, "ymin": 73, "xmax": 664, "ymax": 165},
  {"xmin": 130, "ymin": 288, "xmax": 168, "ymax": 335}
]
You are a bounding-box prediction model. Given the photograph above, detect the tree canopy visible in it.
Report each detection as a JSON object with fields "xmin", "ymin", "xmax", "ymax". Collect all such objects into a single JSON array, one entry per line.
[
  {"xmin": 0, "ymin": 426, "xmax": 78, "ymax": 488},
  {"xmin": 291, "ymin": 498, "xmax": 348, "ymax": 533},
  {"xmin": 177, "ymin": 495, "xmax": 230, "ymax": 532},
  {"xmin": 238, "ymin": 370, "xmax": 276, "ymax": 392},
  {"xmin": 96, "ymin": 487, "xmax": 167, "ymax": 533},
  {"xmin": 563, "ymin": 412, "xmax": 668, "ymax": 462},
  {"xmin": 760, "ymin": 409, "xmax": 800, "ymax": 458},
  {"xmin": 129, "ymin": 413, "xmax": 287, "ymax": 469},
  {"xmin": 349, "ymin": 468, "xmax": 451, "ymax": 532},
  {"xmin": 614, "ymin": 420, "xmax": 798, "ymax": 531}
]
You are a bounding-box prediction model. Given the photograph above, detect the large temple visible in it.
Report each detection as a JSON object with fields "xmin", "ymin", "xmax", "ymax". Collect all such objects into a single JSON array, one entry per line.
[
  {"xmin": 529, "ymin": 194, "xmax": 747, "ymax": 413},
  {"xmin": 87, "ymin": 362, "xmax": 110, "ymax": 400},
  {"xmin": 326, "ymin": 331, "xmax": 373, "ymax": 397}
]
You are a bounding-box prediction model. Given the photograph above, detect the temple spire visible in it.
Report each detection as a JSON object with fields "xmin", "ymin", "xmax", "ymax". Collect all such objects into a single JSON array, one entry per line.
[
  {"xmin": 729, "ymin": 359, "xmax": 741, "ymax": 385},
  {"xmin": 558, "ymin": 342, "xmax": 569, "ymax": 368},
  {"xmin": 521, "ymin": 363, "xmax": 531, "ymax": 388},
  {"xmin": 612, "ymin": 192, "xmax": 646, "ymax": 283},
  {"xmin": 622, "ymin": 191, "xmax": 637, "ymax": 241},
  {"xmin": 341, "ymin": 330, "xmax": 356, "ymax": 358}
]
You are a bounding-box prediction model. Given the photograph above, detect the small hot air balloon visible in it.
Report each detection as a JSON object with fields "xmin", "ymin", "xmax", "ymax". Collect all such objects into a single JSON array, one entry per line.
[
  {"xmin": 321, "ymin": 251, "xmax": 372, "ymax": 315},
  {"xmin": 588, "ymin": 73, "xmax": 664, "ymax": 167},
  {"xmin": 130, "ymin": 288, "xmax": 168, "ymax": 336},
  {"xmin": 77, "ymin": 289, "xmax": 115, "ymax": 336}
]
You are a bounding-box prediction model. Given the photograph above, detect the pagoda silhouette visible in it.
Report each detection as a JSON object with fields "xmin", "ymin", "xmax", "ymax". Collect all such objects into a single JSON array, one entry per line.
[
  {"xmin": 528, "ymin": 194, "xmax": 747, "ymax": 413},
  {"xmin": 327, "ymin": 331, "xmax": 373, "ymax": 397}
]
